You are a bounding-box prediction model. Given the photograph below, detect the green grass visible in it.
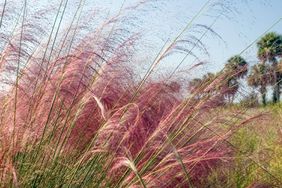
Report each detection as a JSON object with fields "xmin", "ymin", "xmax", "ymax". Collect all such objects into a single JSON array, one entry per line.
[
  {"xmin": 1, "ymin": 1, "xmax": 282, "ymax": 187},
  {"xmin": 204, "ymin": 103, "xmax": 282, "ymax": 187}
]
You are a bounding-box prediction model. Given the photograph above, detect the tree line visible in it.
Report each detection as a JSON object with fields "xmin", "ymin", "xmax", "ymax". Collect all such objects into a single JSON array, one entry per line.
[{"xmin": 189, "ymin": 32, "xmax": 282, "ymax": 106}]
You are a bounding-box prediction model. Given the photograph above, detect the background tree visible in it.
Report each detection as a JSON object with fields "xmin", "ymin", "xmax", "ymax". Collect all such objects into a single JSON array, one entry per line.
[
  {"xmin": 188, "ymin": 78, "xmax": 203, "ymax": 99},
  {"xmin": 222, "ymin": 78, "xmax": 239, "ymax": 103},
  {"xmin": 239, "ymin": 90, "xmax": 259, "ymax": 108},
  {"xmin": 257, "ymin": 32, "xmax": 282, "ymax": 103},
  {"xmin": 223, "ymin": 55, "xmax": 248, "ymax": 103},
  {"xmin": 189, "ymin": 55, "xmax": 248, "ymax": 104},
  {"xmin": 188, "ymin": 72, "xmax": 228, "ymax": 107},
  {"xmin": 248, "ymin": 64, "xmax": 274, "ymax": 106},
  {"xmin": 224, "ymin": 55, "xmax": 248, "ymax": 78},
  {"xmin": 188, "ymin": 72, "xmax": 215, "ymax": 99}
]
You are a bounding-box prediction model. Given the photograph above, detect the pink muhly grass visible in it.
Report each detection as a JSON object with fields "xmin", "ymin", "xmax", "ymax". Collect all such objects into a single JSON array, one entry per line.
[{"xmin": 0, "ymin": 1, "xmax": 259, "ymax": 187}]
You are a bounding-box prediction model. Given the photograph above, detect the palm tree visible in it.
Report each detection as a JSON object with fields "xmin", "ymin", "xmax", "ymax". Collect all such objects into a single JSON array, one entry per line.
[
  {"xmin": 257, "ymin": 32, "xmax": 282, "ymax": 103},
  {"xmin": 248, "ymin": 64, "xmax": 274, "ymax": 106},
  {"xmin": 188, "ymin": 78, "xmax": 203, "ymax": 97},
  {"xmin": 223, "ymin": 55, "xmax": 248, "ymax": 102},
  {"xmin": 188, "ymin": 73, "xmax": 215, "ymax": 99},
  {"xmin": 224, "ymin": 55, "xmax": 248, "ymax": 78},
  {"xmin": 188, "ymin": 72, "xmax": 228, "ymax": 107},
  {"xmin": 222, "ymin": 77, "xmax": 239, "ymax": 103}
]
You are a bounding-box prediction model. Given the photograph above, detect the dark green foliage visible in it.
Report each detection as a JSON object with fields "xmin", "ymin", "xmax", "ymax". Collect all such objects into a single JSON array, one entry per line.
[
  {"xmin": 257, "ymin": 32, "xmax": 282, "ymax": 63},
  {"xmin": 257, "ymin": 32, "xmax": 282, "ymax": 103},
  {"xmin": 225, "ymin": 55, "xmax": 248, "ymax": 79},
  {"xmin": 248, "ymin": 64, "xmax": 274, "ymax": 106}
]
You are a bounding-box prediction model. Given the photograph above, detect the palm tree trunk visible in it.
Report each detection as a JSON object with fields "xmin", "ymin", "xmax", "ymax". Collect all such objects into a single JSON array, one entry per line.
[
  {"xmin": 272, "ymin": 60, "xmax": 280, "ymax": 103},
  {"xmin": 260, "ymin": 86, "xmax": 267, "ymax": 106},
  {"xmin": 277, "ymin": 74, "xmax": 281, "ymax": 102},
  {"xmin": 272, "ymin": 86, "xmax": 278, "ymax": 103},
  {"xmin": 262, "ymin": 92, "xmax": 266, "ymax": 106},
  {"xmin": 273, "ymin": 84, "xmax": 280, "ymax": 103}
]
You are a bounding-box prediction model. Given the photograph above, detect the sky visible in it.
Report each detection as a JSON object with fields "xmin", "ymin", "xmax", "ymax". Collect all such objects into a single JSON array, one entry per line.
[
  {"xmin": 1, "ymin": 0, "xmax": 281, "ymax": 97},
  {"xmin": 145, "ymin": 0, "xmax": 282, "ymax": 76},
  {"xmin": 75, "ymin": 0, "xmax": 282, "ymax": 78},
  {"xmin": 103, "ymin": 0, "xmax": 282, "ymax": 75},
  {"xmin": 203, "ymin": 0, "xmax": 282, "ymax": 71},
  {"xmin": 4, "ymin": 0, "xmax": 282, "ymax": 77}
]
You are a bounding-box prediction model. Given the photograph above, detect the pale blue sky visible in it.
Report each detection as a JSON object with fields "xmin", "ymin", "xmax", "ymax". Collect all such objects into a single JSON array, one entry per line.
[
  {"xmin": 86, "ymin": 0, "xmax": 282, "ymax": 77},
  {"xmin": 13, "ymin": 0, "xmax": 282, "ymax": 76},
  {"xmin": 150, "ymin": 0, "xmax": 282, "ymax": 75},
  {"xmin": 2, "ymin": 0, "xmax": 281, "ymax": 98}
]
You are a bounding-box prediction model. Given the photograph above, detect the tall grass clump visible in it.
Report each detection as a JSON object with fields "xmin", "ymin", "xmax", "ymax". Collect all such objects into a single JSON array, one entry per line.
[{"xmin": 0, "ymin": 0, "xmax": 269, "ymax": 187}]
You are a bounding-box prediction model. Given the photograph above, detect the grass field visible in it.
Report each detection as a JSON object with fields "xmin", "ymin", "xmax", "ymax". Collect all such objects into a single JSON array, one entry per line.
[
  {"xmin": 0, "ymin": 0, "xmax": 282, "ymax": 187},
  {"xmin": 204, "ymin": 105, "xmax": 282, "ymax": 187}
]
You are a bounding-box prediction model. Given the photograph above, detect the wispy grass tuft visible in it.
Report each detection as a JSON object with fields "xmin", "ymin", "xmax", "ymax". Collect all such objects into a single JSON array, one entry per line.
[{"xmin": 0, "ymin": 0, "xmax": 273, "ymax": 187}]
